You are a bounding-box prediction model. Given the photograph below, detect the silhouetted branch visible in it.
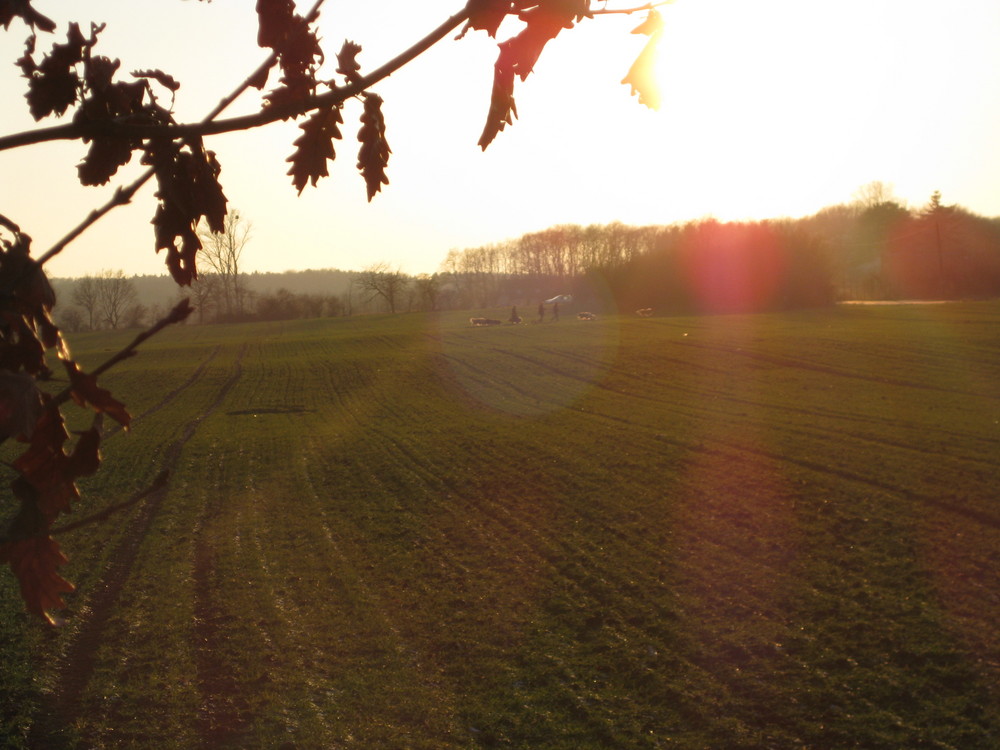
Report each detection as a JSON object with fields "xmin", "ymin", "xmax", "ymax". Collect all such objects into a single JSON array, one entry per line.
[
  {"xmin": 31, "ymin": 0, "xmax": 328, "ymax": 266},
  {"xmin": 0, "ymin": 299, "xmax": 194, "ymax": 457},
  {"xmin": 51, "ymin": 470, "xmax": 170, "ymax": 535},
  {"xmin": 49, "ymin": 299, "xmax": 194, "ymax": 411},
  {"xmin": 591, "ymin": 1, "xmax": 673, "ymax": 15},
  {"xmin": 0, "ymin": 5, "xmax": 468, "ymax": 153},
  {"xmin": 37, "ymin": 183, "xmax": 143, "ymax": 266}
]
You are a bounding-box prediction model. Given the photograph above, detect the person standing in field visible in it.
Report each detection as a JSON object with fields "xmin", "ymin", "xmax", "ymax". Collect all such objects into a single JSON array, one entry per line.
[
  {"xmin": 509, "ymin": 306, "xmax": 521, "ymax": 324},
  {"xmin": 553, "ymin": 301, "xmax": 560, "ymax": 321},
  {"xmin": 538, "ymin": 301, "xmax": 545, "ymax": 322}
]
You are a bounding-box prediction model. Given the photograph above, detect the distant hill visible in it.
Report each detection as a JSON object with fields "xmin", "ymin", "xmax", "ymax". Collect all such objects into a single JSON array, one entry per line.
[
  {"xmin": 51, "ymin": 269, "xmax": 357, "ymax": 314},
  {"xmin": 245, "ymin": 269, "xmax": 355, "ymax": 298}
]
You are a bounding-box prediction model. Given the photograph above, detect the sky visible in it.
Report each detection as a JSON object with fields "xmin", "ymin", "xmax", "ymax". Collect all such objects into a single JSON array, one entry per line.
[{"xmin": 1, "ymin": 0, "xmax": 999, "ymax": 279}]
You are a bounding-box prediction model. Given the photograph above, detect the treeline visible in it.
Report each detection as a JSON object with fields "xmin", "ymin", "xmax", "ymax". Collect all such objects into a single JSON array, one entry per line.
[
  {"xmin": 51, "ymin": 270, "xmax": 356, "ymax": 331},
  {"xmin": 51, "ymin": 266, "xmax": 446, "ymax": 330},
  {"xmin": 803, "ymin": 194, "xmax": 1000, "ymax": 300},
  {"xmin": 440, "ymin": 221, "xmax": 833, "ymax": 314},
  {"xmin": 440, "ymin": 191, "xmax": 1000, "ymax": 313},
  {"xmin": 51, "ymin": 192, "xmax": 1000, "ymax": 331}
]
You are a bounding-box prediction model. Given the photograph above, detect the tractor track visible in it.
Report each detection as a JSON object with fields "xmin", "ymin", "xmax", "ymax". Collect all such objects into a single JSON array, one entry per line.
[
  {"xmin": 50, "ymin": 347, "xmax": 224, "ymax": 536},
  {"xmin": 677, "ymin": 339, "xmax": 1000, "ymax": 402},
  {"xmin": 103, "ymin": 345, "xmax": 222, "ymax": 438},
  {"xmin": 309, "ymin": 397, "xmax": 807, "ymax": 737},
  {"xmin": 29, "ymin": 344, "xmax": 246, "ymax": 749},
  {"xmin": 532, "ymin": 343, "xmax": 1000, "ymax": 459},
  {"xmin": 308, "ymin": 357, "xmax": 778, "ymax": 703},
  {"xmin": 487, "ymin": 345, "xmax": 1000, "ymax": 524},
  {"xmin": 555, "ymin": 344, "xmax": 1000, "ymax": 473},
  {"xmin": 187, "ymin": 346, "xmax": 257, "ymax": 749}
]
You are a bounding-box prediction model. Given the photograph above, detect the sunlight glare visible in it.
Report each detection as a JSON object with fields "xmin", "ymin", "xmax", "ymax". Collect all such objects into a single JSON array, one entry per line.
[{"xmin": 649, "ymin": 0, "xmax": 913, "ymax": 220}]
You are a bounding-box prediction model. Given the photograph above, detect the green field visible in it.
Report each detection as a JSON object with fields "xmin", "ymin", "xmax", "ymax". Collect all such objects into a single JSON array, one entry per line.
[{"xmin": 2, "ymin": 302, "xmax": 1000, "ymax": 748}]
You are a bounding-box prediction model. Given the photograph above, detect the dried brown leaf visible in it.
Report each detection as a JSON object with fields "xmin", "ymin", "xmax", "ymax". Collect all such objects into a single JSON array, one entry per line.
[
  {"xmin": 0, "ymin": 535, "xmax": 74, "ymax": 624},
  {"xmin": 478, "ymin": 62, "xmax": 516, "ymax": 150},
  {"xmin": 0, "ymin": 0, "xmax": 56, "ymax": 32},
  {"xmin": 336, "ymin": 40, "xmax": 362, "ymax": 85},
  {"xmin": 0, "ymin": 372, "xmax": 45, "ymax": 441},
  {"xmin": 357, "ymin": 94, "xmax": 390, "ymax": 201},
  {"xmin": 63, "ymin": 360, "xmax": 131, "ymax": 428},
  {"xmin": 622, "ymin": 32, "xmax": 662, "ymax": 110},
  {"xmin": 465, "ymin": 0, "xmax": 510, "ymax": 38},
  {"xmin": 286, "ymin": 105, "xmax": 342, "ymax": 194}
]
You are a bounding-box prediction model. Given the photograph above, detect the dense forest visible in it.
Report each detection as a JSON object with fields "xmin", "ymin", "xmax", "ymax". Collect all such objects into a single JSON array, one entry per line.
[{"xmin": 50, "ymin": 191, "xmax": 1000, "ymax": 329}]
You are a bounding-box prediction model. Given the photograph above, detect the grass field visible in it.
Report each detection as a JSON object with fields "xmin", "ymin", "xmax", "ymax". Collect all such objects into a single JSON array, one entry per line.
[{"xmin": 2, "ymin": 301, "xmax": 1000, "ymax": 748}]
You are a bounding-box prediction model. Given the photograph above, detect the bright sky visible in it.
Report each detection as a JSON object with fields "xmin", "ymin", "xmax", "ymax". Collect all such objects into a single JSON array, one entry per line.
[{"xmin": 1, "ymin": 0, "xmax": 999, "ymax": 279}]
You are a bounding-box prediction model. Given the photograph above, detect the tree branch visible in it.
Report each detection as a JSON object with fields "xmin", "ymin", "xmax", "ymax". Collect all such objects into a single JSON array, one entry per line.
[
  {"xmin": 37, "ymin": 182, "xmax": 142, "ymax": 267},
  {"xmin": 0, "ymin": 299, "xmax": 194, "ymax": 455},
  {"xmin": 30, "ymin": 0, "xmax": 327, "ymax": 268},
  {"xmin": 50, "ymin": 299, "xmax": 194, "ymax": 409},
  {"xmin": 1, "ymin": 5, "xmax": 470, "ymax": 152},
  {"xmin": 11, "ymin": 0, "xmax": 654, "ymax": 269}
]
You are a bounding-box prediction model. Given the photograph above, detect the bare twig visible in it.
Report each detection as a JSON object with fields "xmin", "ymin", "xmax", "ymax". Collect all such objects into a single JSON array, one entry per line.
[
  {"xmin": 37, "ymin": 183, "xmax": 142, "ymax": 266},
  {"xmin": 49, "ymin": 298, "xmax": 194, "ymax": 410},
  {"xmin": 0, "ymin": 212, "xmax": 22, "ymax": 234},
  {"xmin": 90, "ymin": 299, "xmax": 192, "ymax": 379},
  {"xmin": 51, "ymin": 470, "xmax": 170, "ymax": 535},
  {"xmin": 0, "ymin": 299, "xmax": 194, "ymax": 455}
]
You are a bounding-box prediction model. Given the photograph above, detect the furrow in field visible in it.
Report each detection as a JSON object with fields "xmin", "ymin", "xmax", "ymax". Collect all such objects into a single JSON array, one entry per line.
[
  {"xmin": 185, "ymin": 346, "xmax": 300, "ymax": 749},
  {"xmin": 514, "ymin": 345, "xmax": 996, "ymax": 738},
  {"xmin": 288, "ymin": 450, "xmax": 468, "ymax": 746},
  {"xmin": 9, "ymin": 309, "xmax": 1000, "ymax": 748},
  {"xmin": 279, "ymin": 363, "xmax": 694, "ymax": 733},
  {"xmin": 678, "ymin": 339, "xmax": 1000, "ymax": 401},
  {"xmin": 374, "ymin": 333, "xmax": 409, "ymax": 350},
  {"xmin": 433, "ymin": 349, "xmax": 598, "ymax": 417},
  {"xmin": 437, "ymin": 350, "xmax": 552, "ymax": 403},
  {"xmin": 328, "ymin": 420, "xmax": 780, "ymax": 736},
  {"xmin": 186, "ymin": 442, "xmax": 350, "ymax": 747},
  {"xmin": 568, "ymin": 350, "xmax": 1000, "ymax": 470},
  {"xmin": 105, "ymin": 345, "xmax": 222, "ymax": 437},
  {"xmin": 177, "ymin": 347, "xmax": 466, "ymax": 746},
  {"xmin": 543, "ymin": 342, "xmax": 1000, "ymax": 460},
  {"xmin": 450, "ymin": 345, "xmax": 985, "ymax": 549},
  {"xmin": 344, "ymin": 344, "xmax": 804, "ymax": 624},
  {"xmin": 191, "ymin": 522, "xmax": 250, "ymax": 747},
  {"xmin": 29, "ymin": 344, "xmax": 247, "ymax": 748},
  {"xmin": 52, "ymin": 346, "xmax": 227, "ymax": 547},
  {"xmin": 239, "ymin": 519, "xmax": 333, "ymax": 734},
  {"xmin": 494, "ymin": 351, "xmax": 1000, "ymax": 727},
  {"xmin": 434, "ymin": 327, "xmax": 999, "ymax": 656},
  {"xmin": 474, "ymin": 474, "xmax": 802, "ymax": 736},
  {"xmin": 487, "ymin": 345, "xmax": 1000, "ymax": 522},
  {"xmin": 358, "ymin": 426, "xmax": 679, "ymax": 610},
  {"xmin": 562, "ymin": 389, "xmax": 1000, "ymax": 532},
  {"xmin": 601, "ymin": 374, "xmax": 1000, "ymax": 492}
]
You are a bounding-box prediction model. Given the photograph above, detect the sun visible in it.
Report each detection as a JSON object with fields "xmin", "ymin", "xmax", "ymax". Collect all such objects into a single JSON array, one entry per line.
[{"xmin": 643, "ymin": 0, "xmax": 903, "ymax": 222}]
